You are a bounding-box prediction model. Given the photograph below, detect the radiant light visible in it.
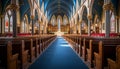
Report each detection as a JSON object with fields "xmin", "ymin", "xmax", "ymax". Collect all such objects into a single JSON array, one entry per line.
[{"xmin": 60, "ymin": 44, "xmax": 70, "ymax": 47}]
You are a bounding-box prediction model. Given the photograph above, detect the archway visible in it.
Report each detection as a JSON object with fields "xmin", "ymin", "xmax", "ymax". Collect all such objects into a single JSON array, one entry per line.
[
  {"xmin": 110, "ymin": 10, "xmax": 116, "ymax": 33},
  {"xmin": 4, "ymin": 10, "xmax": 13, "ymax": 33},
  {"xmin": 76, "ymin": 14, "xmax": 79, "ymax": 34},
  {"xmin": 81, "ymin": 6, "xmax": 88, "ymax": 34},
  {"xmin": 34, "ymin": 9, "xmax": 39, "ymax": 34},
  {"xmin": 50, "ymin": 15, "xmax": 56, "ymax": 33},
  {"xmin": 63, "ymin": 15, "xmax": 68, "ymax": 33},
  {"xmin": 21, "ymin": 15, "xmax": 29, "ymax": 33},
  {"xmin": 51, "ymin": 15, "xmax": 56, "ymax": 26},
  {"xmin": 93, "ymin": 15, "xmax": 101, "ymax": 33}
]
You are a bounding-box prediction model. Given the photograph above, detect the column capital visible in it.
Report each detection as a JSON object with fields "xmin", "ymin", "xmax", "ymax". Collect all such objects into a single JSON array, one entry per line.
[
  {"xmin": 103, "ymin": 3, "xmax": 113, "ymax": 11},
  {"xmin": 31, "ymin": 15, "xmax": 35, "ymax": 19},
  {"xmin": 79, "ymin": 19, "xmax": 82, "ymax": 23},
  {"xmin": 87, "ymin": 15, "xmax": 92, "ymax": 20},
  {"xmin": 6, "ymin": 4, "xmax": 19, "ymax": 11},
  {"xmin": 116, "ymin": 16, "xmax": 119, "ymax": 19}
]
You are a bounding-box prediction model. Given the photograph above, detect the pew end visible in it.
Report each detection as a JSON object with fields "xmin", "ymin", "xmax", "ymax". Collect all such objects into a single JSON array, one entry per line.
[
  {"xmin": 107, "ymin": 46, "xmax": 120, "ymax": 69},
  {"xmin": 107, "ymin": 58, "xmax": 116, "ymax": 69}
]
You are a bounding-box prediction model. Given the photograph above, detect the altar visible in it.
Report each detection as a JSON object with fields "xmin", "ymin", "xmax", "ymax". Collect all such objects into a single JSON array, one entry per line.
[{"xmin": 54, "ymin": 31, "xmax": 64, "ymax": 36}]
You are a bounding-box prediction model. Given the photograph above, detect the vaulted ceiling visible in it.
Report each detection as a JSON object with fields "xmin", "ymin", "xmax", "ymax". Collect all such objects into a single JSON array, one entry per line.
[
  {"xmin": 0, "ymin": 0, "xmax": 119, "ymax": 22},
  {"xmin": 92, "ymin": 0, "xmax": 119, "ymax": 20},
  {"xmin": 43, "ymin": 0, "xmax": 76, "ymax": 20}
]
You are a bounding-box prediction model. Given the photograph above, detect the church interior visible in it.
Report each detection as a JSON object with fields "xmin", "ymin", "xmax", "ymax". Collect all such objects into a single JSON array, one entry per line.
[{"xmin": 0, "ymin": 0, "xmax": 120, "ymax": 69}]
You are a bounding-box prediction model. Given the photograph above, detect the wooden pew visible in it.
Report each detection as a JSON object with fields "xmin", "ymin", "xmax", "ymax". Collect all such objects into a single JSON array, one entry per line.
[
  {"xmin": 7, "ymin": 41, "xmax": 19, "ymax": 69},
  {"xmin": 0, "ymin": 41, "xmax": 18, "ymax": 69},
  {"xmin": 107, "ymin": 46, "xmax": 120, "ymax": 69},
  {"xmin": 41, "ymin": 37, "xmax": 44, "ymax": 52},
  {"xmin": 82, "ymin": 38, "xmax": 90, "ymax": 61},
  {"xmin": 76, "ymin": 36, "xmax": 80, "ymax": 54},
  {"xmin": 79, "ymin": 36, "xmax": 89, "ymax": 57},
  {"xmin": 39, "ymin": 36, "xmax": 42, "ymax": 54},
  {"xmin": 79, "ymin": 37, "xmax": 84, "ymax": 56},
  {"xmin": 12, "ymin": 39, "xmax": 29, "ymax": 69},
  {"xmin": 94, "ymin": 39, "xmax": 120, "ymax": 69},
  {"xmin": 81, "ymin": 36, "xmax": 95, "ymax": 61},
  {"xmin": 29, "ymin": 37, "xmax": 40, "ymax": 58},
  {"xmin": 24, "ymin": 39, "xmax": 35, "ymax": 63},
  {"xmin": 86, "ymin": 39, "xmax": 99, "ymax": 68},
  {"xmin": 34, "ymin": 38, "xmax": 40, "ymax": 57},
  {"xmin": 0, "ymin": 35, "xmax": 56, "ymax": 69}
]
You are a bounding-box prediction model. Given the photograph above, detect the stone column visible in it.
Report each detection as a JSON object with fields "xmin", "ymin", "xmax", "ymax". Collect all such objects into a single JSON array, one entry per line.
[
  {"xmin": 76, "ymin": 24, "xmax": 78, "ymax": 34},
  {"xmin": 87, "ymin": 15, "xmax": 92, "ymax": 36},
  {"xmin": 0, "ymin": 16, "xmax": 1, "ymax": 33},
  {"xmin": 69, "ymin": 23, "xmax": 71, "ymax": 34},
  {"xmin": 8, "ymin": 16, "xmax": 10, "ymax": 32},
  {"xmin": 44, "ymin": 24, "xmax": 46, "ymax": 34},
  {"xmin": 13, "ymin": 9, "xmax": 17, "ymax": 37},
  {"xmin": 103, "ymin": 0, "xmax": 112, "ymax": 37},
  {"xmin": 16, "ymin": 8, "xmax": 21, "ymax": 33},
  {"xmin": 6, "ymin": 3, "xmax": 19, "ymax": 37},
  {"xmin": 79, "ymin": 20, "xmax": 82, "ymax": 35},
  {"xmin": 116, "ymin": 16, "xmax": 119, "ymax": 33},
  {"xmin": 75, "ymin": 18, "xmax": 77, "ymax": 34},
  {"xmin": 1, "ymin": 15, "xmax": 4, "ymax": 34},
  {"xmin": 31, "ymin": 15, "xmax": 34, "ymax": 35},
  {"xmin": 38, "ymin": 21, "xmax": 41, "ymax": 34}
]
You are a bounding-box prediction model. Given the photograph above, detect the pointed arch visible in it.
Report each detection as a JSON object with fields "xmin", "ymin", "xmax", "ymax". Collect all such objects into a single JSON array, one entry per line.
[
  {"xmin": 63, "ymin": 15, "xmax": 68, "ymax": 25},
  {"xmin": 51, "ymin": 15, "xmax": 56, "ymax": 26},
  {"xmin": 21, "ymin": 14, "xmax": 29, "ymax": 33},
  {"xmin": 57, "ymin": 15, "xmax": 63, "ymax": 25}
]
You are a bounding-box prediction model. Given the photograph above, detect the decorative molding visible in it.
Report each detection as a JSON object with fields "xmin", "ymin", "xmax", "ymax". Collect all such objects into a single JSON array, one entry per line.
[
  {"xmin": 103, "ymin": 3, "xmax": 113, "ymax": 11},
  {"xmin": 6, "ymin": 4, "xmax": 19, "ymax": 11},
  {"xmin": 87, "ymin": 14, "xmax": 92, "ymax": 20},
  {"xmin": 30, "ymin": 15, "xmax": 35, "ymax": 19}
]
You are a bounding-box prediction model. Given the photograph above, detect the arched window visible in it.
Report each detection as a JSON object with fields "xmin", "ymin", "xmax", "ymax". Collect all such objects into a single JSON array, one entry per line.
[
  {"xmin": 110, "ymin": 11, "xmax": 115, "ymax": 33},
  {"xmin": 51, "ymin": 15, "xmax": 56, "ymax": 26},
  {"xmin": 63, "ymin": 15, "xmax": 68, "ymax": 25},
  {"xmin": 4, "ymin": 10, "xmax": 13, "ymax": 33},
  {"xmin": 21, "ymin": 16, "xmax": 28, "ymax": 33},
  {"xmin": 34, "ymin": 21, "xmax": 39, "ymax": 34},
  {"xmin": 81, "ymin": 21, "xmax": 87, "ymax": 33},
  {"xmin": 5, "ymin": 13, "xmax": 9, "ymax": 32}
]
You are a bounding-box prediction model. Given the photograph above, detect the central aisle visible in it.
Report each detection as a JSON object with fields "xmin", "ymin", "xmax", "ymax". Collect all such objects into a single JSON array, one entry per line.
[{"xmin": 29, "ymin": 37, "xmax": 88, "ymax": 69}]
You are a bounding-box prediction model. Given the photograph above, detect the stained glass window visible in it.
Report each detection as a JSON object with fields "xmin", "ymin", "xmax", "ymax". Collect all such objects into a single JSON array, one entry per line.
[
  {"xmin": 63, "ymin": 15, "xmax": 68, "ymax": 25},
  {"xmin": 51, "ymin": 15, "xmax": 56, "ymax": 26},
  {"xmin": 110, "ymin": 11, "xmax": 115, "ymax": 33},
  {"xmin": 21, "ymin": 16, "xmax": 28, "ymax": 33},
  {"xmin": 4, "ymin": 10, "xmax": 13, "ymax": 33},
  {"xmin": 5, "ymin": 13, "xmax": 9, "ymax": 32}
]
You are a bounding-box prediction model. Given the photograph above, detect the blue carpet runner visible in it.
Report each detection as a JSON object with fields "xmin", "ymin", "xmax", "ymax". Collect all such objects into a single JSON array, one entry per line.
[{"xmin": 28, "ymin": 37, "xmax": 89, "ymax": 69}]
